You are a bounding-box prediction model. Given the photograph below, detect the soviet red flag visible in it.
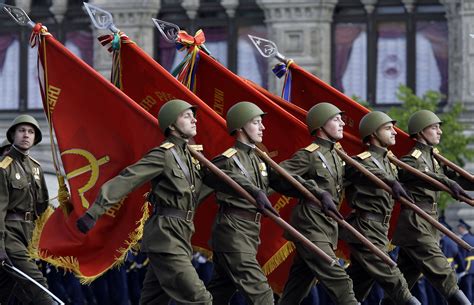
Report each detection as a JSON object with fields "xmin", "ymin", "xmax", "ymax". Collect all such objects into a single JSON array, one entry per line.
[
  {"xmin": 30, "ymin": 24, "xmax": 162, "ymax": 280},
  {"xmin": 96, "ymin": 31, "xmax": 233, "ymax": 257}
]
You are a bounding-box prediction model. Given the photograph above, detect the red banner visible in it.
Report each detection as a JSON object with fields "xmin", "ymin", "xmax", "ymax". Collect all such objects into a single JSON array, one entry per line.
[{"xmin": 31, "ymin": 25, "xmax": 160, "ymax": 280}]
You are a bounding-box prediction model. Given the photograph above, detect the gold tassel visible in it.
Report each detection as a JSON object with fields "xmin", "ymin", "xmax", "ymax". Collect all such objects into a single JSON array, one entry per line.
[
  {"xmin": 262, "ymin": 241, "xmax": 295, "ymax": 276},
  {"xmin": 57, "ymin": 175, "xmax": 73, "ymax": 216},
  {"xmin": 28, "ymin": 206, "xmax": 54, "ymax": 259}
]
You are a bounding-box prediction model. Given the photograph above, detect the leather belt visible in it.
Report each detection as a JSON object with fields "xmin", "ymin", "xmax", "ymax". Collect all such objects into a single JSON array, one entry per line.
[
  {"xmin": 416, "ymin": 202, "xmax": 438, "ymax": 213},
  {"xmin": 6, "ymin": 211, "xmax": 35, "ymax": 222},
  {"xmin": 355, "ymin": 210, "xmax": 391, "ymax": 225},
  {"xmin": 154, "ymin": 206, "xmax": 194, "ymax": 222},
  {"xmin": 220, "ymin": 206, "xmax": 261, "ymax": 223}
]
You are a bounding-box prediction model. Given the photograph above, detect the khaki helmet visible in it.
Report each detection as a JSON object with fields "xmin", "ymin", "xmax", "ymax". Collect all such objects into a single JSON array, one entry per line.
[
  {"xmin": 226, "ymin": 101, "xmax": 266, "ymax": 135},
  {"xmin": 7, "ymin": 114, "xmax": 42, "ymax": 145},
  {"xmin": 0, "ymin": 139, "xmax": 10, "ymax": 150},
  {"xmin": 408, "ymin": 110, "xmax": 442, "ymax": 136},
  {"xmin": 359, "ymin": 111, "xmax": 396, "ymax": 140},
  {"xmin": 158, "ymin": 99, "xmax": 196, "ymax": 134},
  {"xmin": 306, "ymin": 102, "xmax": 343, "ymax": 135}
]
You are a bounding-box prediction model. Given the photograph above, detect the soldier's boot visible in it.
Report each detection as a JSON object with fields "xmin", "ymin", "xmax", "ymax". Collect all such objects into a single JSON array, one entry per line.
[
  {"xmin": 379, "ymin": 299, "xmax": 395, "ymax": 305},
  {"xmin": 447, "ymin": 290, "xmax": 470, "ymax": 305},
  {"xmin": 405, "ymin": 296, "xmax": 421, "ymax": 305}
]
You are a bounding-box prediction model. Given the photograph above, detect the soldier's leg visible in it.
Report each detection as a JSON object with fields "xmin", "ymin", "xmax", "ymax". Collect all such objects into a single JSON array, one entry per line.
[
  {"xmin": 0, "ymin": 269, "xmax": 16, "ymax": 304},
  {"xmin": 346, "ymin": 252, "xmax": 376, "ymax": 301},
  {"xmin": 139, "ymin": 263, "xmax": 170, "ymax": 305},
  {"xmin": 282, "ymin": 241, "xmax": 358, "ymax": 305},
  {"xmin": 5, "ymin": 250, "xmax": 54, "ymax": 304},
  {"xmin": 349, "ymin": 244, "xmax": 413, "ymax": 303},
  {"xmin": 143, "ymin": 252, "xmax": 212, "ymax": 305},
  {"xmin": 207, "ymin": 252, "xmax": 238, "ymax": 304},
  {"xmin": 459, "ymin": 274, "xmax": 472, "ymax": 302},
  {"xmin": 208, "ymin": 251, "xmax": 273, "ymax": 305}
]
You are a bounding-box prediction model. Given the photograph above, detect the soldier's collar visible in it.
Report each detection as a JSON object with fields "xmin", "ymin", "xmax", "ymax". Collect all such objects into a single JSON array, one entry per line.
[
  {"xmin": 314, "ymin": 137, "xmax": 335, "ymax": 149},
  {"xmin": 235, "ymin": 140, "xmax": 254, "ymax": 153},
  {"xmin": 167, "ymin": 135, "xmax": 188, "ymax": 149},
  {"xmin": 10, "ymin": 145, "xmax": 29, "ymax": 161},
  {"xmin": 368, "ymin": 144, "xmax": 388, "ymax": 157},
  {"xmin": 414, "ymin": 141, "xmax": 433, "ymax": 153}
]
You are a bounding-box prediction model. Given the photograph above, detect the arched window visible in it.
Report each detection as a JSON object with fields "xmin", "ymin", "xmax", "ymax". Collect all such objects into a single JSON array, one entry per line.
[{"xmin": 332, "ymin": 0, "xmax": 447, "ymax": 105}]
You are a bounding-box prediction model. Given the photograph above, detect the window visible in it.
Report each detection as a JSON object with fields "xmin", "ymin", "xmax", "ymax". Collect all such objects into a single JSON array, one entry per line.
[{"xmin": 333, "ymin": 0, "xmax": 447, "ymax": 105}]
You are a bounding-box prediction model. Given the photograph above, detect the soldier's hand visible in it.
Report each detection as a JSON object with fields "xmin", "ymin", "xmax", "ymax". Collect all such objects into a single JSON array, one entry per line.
[
  {"xmin": 320, "ymin": 192, "xmax": 343, "ymax": 219},
  {"xmin": 450, "ymin": 182, "xmax": 472, "ymax": 200},
  {"xmin": 253, "ymin": 190, "xmax": 280, "ymax": 217},
  {"xmin": 0, "ymin": 249, "xmax": 12, "ymax": 267},
  {"xmin": 390, "ymin": 181, "xmax": 414, "ymax": 203},
  {"xmin": 76, "ymin": 213, "xmax": 96, "ymax": 234}
]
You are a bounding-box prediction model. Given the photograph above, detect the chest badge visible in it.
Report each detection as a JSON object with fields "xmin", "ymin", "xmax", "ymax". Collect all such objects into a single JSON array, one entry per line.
[
  {"xmin": 15, "ymin": 173, "xmax": 21, "ymax": 180},
  {"xmin": 259, "ymin": 162, "xmax": 268, "ymax": 177}
]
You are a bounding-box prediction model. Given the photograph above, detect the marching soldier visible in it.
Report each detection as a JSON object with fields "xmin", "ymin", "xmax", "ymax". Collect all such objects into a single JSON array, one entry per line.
[
  {"xmin": 457, "ymin": 219, "xmax": 474, "ymax": 302},
  {"xmin": 0, "ymin": 114, "xmax": 54, "ymax": 305},
  {"xmin": 382, "ymin": 110, "xmax": 474, "ymax": 305},
  {"xmin": 341, "ymin": 111, "xmax": 421, "ymax": 304},
  {"xmin": 278, "ymin": 102, "xmax": 359, "ymax": 305},
  {"xmin": 203, "ymin": 101, "xmax": 323, "ymax": 305},
  {"xmin": 76, "ymin": 99, "xmax": 213, "ymax": 305},
  {"xmin": 0, "ymin": 139, "xmax": 11, "ymax": 156}
]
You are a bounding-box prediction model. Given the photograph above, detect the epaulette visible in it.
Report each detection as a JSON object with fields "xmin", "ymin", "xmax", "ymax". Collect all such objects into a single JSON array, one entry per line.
[
  {"xmin": 335, "ymin": 142, "xmax": 343, "ymax": 150},
  {"xmin": 433, "ymin": 147, "xmax": 440, "ymax": 154},
  {"xmin": 160, "ymin": 142, "xmax": 175, "ymax": 150},
  {"xmin": 189, "ymin": 144, "xmax": 203, "ymax": 151},
  {"xmin": 29, "ymin": 156, "xmax": 41, "ymax": 166},
  {"xmin": 304, "ymin": 143, "xmax": 320, "ymax": 152},
  {"xmin": 0, "ymin": 156, "xmax": 13, "ymax": 169},
  {"xmin": 221, "ymin": 148, "xmax": 237, "ymax": 158},
  {"xmin": 357, "ymin": 151, "xmax": 371, "ymax": 160},
  {"xmin": 411, "ymin": 149, "xmax": 422, "ymax": 159}
]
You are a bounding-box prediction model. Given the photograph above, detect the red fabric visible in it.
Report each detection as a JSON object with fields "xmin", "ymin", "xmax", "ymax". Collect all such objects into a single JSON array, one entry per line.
[{"xmin": 35, "ymin": 30, "xmax": 161, "ymax": 277}]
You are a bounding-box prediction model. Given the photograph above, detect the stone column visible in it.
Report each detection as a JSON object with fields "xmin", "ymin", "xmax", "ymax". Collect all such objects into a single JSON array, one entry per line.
[
  {"xmin": 257, "ymin": 0, "xmax": 337, "ymax": 93},
  {"xmin": 89, "ymin": 0, "xmax": 161, "ymax": 77}
]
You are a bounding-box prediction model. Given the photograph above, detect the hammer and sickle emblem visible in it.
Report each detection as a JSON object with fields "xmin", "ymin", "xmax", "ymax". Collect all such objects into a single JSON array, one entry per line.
[{"xmin": 61, "ymin": 149, "xmax": 110, "ymax": 209}]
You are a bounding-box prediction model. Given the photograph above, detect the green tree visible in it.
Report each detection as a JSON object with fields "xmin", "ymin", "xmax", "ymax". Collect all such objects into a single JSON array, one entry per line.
[{"xmin": 387, "ymin": 85, "xmax": 474, "ymax": 208}]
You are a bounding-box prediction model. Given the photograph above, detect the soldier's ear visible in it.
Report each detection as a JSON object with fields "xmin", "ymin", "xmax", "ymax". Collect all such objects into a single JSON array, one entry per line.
[{"xmin": 169, "ymin": 125, "xmax": 176, "ymax": 131}]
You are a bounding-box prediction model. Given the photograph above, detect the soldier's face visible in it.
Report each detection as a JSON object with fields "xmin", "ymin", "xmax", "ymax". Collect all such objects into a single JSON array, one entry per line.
[
  {"xmin": 421, "ymin": 123, "xmax": 442, "ymax": 145},
  {"xmin": 322, "ymin": 114, "xmax": 345, "ymax": 141},
  {"xmin": 375, "ymin": 122, "xmax": 397, "ymax": 147},
  {"xmin": 173, "ymin": 109, "xmax": 197, "ymax": 138},
  {"xmin": 242, "ymin": 116, "xmax": 265, "ymax": 143},
  {"xmin": 12, "ymin": 124, "xmax": 35, "ymax": 151}
]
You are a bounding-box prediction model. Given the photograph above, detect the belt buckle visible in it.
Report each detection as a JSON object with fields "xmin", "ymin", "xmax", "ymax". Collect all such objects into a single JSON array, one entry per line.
[
  {"xmin": 254, "ymin": 212, "xmax": 262, "ymax": 223},
  {"xmin": 185, "ymin": 210, "xmax": 194, "ymax": 222},
  {"xmin": 383, "ymin": 214, "xmax": 391, "ymax": 225},
  {"xmin": 432, "ymin": 202, "xmax": 438, "ymax": 212},
  {"xmin": 24, "ymin": 212, "xmax": 32, "ymax": 222}
]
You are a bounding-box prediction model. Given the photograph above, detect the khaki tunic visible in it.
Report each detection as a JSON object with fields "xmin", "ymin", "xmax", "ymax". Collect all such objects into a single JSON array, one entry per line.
[
  {"xmin": 386, "ymin": 141, "xmax": 474, "ymax": 302},
  {"xmin": 87, "ymin": 135, "xmax": 212, "ymax": 305},
  {"xmin": 341, "ymin": 144, "xmax": 412, "ymax": 303},
  {"xmin": 278, "ymin": 137, "xmax": 358, "ymax": 305},
  {"xmin": 0, "ymin": 146, "xmax": 52, "ymax": 305}
]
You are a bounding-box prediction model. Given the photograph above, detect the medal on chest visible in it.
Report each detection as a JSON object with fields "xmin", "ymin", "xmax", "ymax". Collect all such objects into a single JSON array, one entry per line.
[{"xmin": 259, "ymin": 162, "xmax": 268, "ymax": 177}]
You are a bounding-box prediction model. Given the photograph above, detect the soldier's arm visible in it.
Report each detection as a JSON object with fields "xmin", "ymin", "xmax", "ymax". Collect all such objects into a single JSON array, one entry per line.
[
  {"xmin": 278, "ymin": 149, "xmax": 326, "ymax": 197},
  {"xmin": 0, "ymin": 169, "xmax": 8, "ymax": 252},
  {"xmin": 87, "ymin": 148, "xmax": 165, "ymax": 220},
  {"xmin": 398, "ymin": 156, "xmax": 441, "ymax": 190},
  {"xmin": 444, "ymin": 165, "xmax": 474, "ymax": 190},
  {"xmin": 37, "ymin": 169, "xmax": 50, "ymax": 215}
]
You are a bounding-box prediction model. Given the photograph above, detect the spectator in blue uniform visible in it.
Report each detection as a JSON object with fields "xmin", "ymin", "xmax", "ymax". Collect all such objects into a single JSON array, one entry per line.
[{"xmin": 457, "ymin": 218, "xmax": 474, "ymax": 302}]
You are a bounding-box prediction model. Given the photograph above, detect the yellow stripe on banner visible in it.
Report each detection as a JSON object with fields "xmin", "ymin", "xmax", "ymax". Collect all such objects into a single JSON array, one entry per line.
[
  {"xmin": 262, "ymin": 241, "xmax": 296, "ymax": 276},
  {"xmin": 465, "ymin": 256, "xmax": 474, "ymax": 271}
]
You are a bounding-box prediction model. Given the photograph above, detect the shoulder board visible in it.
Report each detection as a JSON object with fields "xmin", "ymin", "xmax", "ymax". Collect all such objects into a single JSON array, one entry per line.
[
  {"xmin": 188, "ymin": 144, "xmax": 203, "ymax": 151},
  {"xmin": 0, "ymin": 156, "xmax": 13, "ymax": 169},
  {"xmin": 387, "ymin": 150, "xmax": 395, "ymax": 157},
  {"xmin": 29, "ymin": 156, "xmax": 41, "ymax": 166},
  {"xmin": 221, "ymin": 148, "xmax": 237, "ymax": 158},
  {"xmin": 304, "ymin": 143, "xmax": 320, "ymax": 152},
  {"xmin": 160, "ymin": 142, "xmax": 175, "ymax": 150},
  {"xmin": 411, "ymin": 149, "xmax": 422, "ymax": 159},
  {"xmin": 433, "ymin": 147, "xmax": 440, "ymax": 154},
  {"xmin": 335, "ymin": 142, "xmax": 343, "ymax": 150},
  {"xmin": 357, "ymin": 151, "xmax": 371, "ymax": 160}
]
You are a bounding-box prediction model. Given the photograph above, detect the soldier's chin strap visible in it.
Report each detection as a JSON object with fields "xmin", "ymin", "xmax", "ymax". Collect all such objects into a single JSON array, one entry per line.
[
  {"xmin": 419, "ymin": 131, "xmax": 434, "ymax": 146},
  {"xmin": 320, "ymin": 127, "xmax": 337, "ymax": 143},
  {"xmin": 171, "ymin": 124, "xmax": 190, "ymax": 140},
  {"xmin": 239, "ymin": 128, "xmax": 257, "ymax": 146}
]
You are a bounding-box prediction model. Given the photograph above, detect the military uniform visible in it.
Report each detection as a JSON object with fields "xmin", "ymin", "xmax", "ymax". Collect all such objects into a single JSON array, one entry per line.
[
  {"xmin": 458, "ymin": 223, "xmax": 474, "ymax": 302},
  {"xmin": 86, "ymin": 135, "xmax": 212, "ymax": 305},
  {"xmin": 386, "ymin": 141, "xmax": 474, "ymax": 303},
  {"xmin": 0, "ymin": 146, "xmax": 52, "ymax": 305},
  {"xmin": 278, "ymin": 137, "xmax": 358, "ymax": 305},
  {"xmin": 341, "ymin": 144, "xmax": 413, "ymax": 303}
]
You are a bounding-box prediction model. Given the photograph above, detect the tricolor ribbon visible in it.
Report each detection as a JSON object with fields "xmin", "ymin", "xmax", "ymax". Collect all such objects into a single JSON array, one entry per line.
[
  {"xmin": 29, "ymin": 23, "xmax": 51, "ymax": 48},
  {"xmin": 272, "ymin": 60, "xmax": 294, "ymax": 102}
]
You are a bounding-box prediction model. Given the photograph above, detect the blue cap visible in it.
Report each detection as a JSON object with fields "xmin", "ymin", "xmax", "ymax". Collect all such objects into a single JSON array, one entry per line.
[{"xmin": 458, "ymin": 219, "xmax": 472, "ymax": 231}]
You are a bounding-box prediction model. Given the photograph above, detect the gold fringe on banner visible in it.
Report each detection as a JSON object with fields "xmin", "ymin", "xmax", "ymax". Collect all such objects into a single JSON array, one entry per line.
[
  {"xmin": 192, "ymin": 246, "xmax": 213, "ymax": 260},
  {"xmin": 262, "ymin": 241, "xmax": 295, "ymax": 276}
]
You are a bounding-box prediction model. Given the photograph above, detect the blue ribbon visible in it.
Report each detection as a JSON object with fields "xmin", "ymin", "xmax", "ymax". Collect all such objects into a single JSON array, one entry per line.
[
  {"xmin": 111, "ymin": 33, "xmax": 121, "ymax": 51},
  {"xmin": 272, "ymin": 63, "xmax": 292, "ymax": 101}
]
